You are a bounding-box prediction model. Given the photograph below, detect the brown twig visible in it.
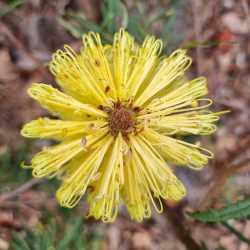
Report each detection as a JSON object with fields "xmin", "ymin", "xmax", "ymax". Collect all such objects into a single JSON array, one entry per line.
[
  {"xmin": 0, "ymin": 22, "xmax": 46, "ymax": 73},
  {"xmin": 199, "ymin": 157, "xmax": 250, "ymax": 210},
  {"xmin": 191, "ymin": 0, "xmax": 203, "ymax": 75},
  {"xmin": 241, "ymin": 0, "xmax": 250, "ymax": 34},
  {"xmin": 0, "ymin": 178, "xmax": 45, "ymax": 201},
  {"xmin": 216, "ymin": 137, "xmax": 250, "ymax": 169},
  {"xmin": 164, "ymin": 203, "xmax": 203, "ymax": 250}
]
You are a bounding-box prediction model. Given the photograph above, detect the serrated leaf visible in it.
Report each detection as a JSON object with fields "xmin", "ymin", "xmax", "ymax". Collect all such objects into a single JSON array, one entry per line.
[{"xmin": 188, "ymin": 197, "xmax": 250, "ymax": 222}]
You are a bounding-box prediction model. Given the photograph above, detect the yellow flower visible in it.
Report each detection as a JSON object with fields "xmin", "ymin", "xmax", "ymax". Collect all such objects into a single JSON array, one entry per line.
[{"xmin": 21, "ymin": 29, "xmax": 224, "ymax": 222}]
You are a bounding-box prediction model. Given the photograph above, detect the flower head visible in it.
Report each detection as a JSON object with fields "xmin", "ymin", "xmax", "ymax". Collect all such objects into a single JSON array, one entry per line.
[{"xmin": 21, "ymin": 29, "xmax": 223, "ymax": 222}]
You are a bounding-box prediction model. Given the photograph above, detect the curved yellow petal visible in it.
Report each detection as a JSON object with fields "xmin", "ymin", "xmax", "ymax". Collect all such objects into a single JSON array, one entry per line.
[
  {"xmin": 144, "ymin": 128, "xmax": 213, "ymax": 169},
  {"xmin": 56, "ymin": 135, "xmax": 113, "ymax": 208},
  {"xmin": 21, "ymin": 118, "xmax": 107, "ymax": 140},
  {"xmin": 81, "ymin": 32, "xmax": 117, "ymax": 100},
  {"xmin": 130, "ymin": 134, "xmax": 186, "ymax": 199},
  {"xmin": 121, "ymin": 153, "xmax": 152, "ymax": 221},
  {"xmin": 135, "ymin": 49, "xmax": 192, "ymax": 106},
  {"xmin": 30, "ymin": 129, "xmax": 108, "ymax": 178},
  {"xmin": 149, "ymin": 111, "xmax": 222, "ymax": 135},
  {"xmin": 126, "ymin": 35, "xmax": 163, "ymax": 100},
  {"xmin": 49, "ymin": 45, "xmax": 109, "ymax": 105},
  {"xmin": 87, "ymin": 134, "xmax": 122, "ymax": 222},
  {"xmin": 28, "ymin": 83, "xmax": 107, "ymax": 120},
  {"xmin": 112, "ymin": 28, "xmax": 135, "ymax": 98}
]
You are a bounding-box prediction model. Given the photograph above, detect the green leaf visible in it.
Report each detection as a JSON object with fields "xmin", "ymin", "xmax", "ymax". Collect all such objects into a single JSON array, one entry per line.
[
  {"xmin": 40, "ymin": 222, "xmax": 56, "ymax": 250},
  {"xmin": 9, "ymin": 215, "xmax": 101, "ymax": 250},
  {"xmin": 57, "ymin": 217, "xmax": 83, "ymax": 250},
  {"xmin": 75, "ymin": 237, "xmax": 86, "ymax": 250},
  {"xmin": 145, "ymin": 9, "xmax": 174, "ymax": 30},
  {"xmin": 0, "ymin": 142, "xmax": 32, "ymax": 193},
  {"xmin": 10, "ymin": 233, "xmax": 30, "ymax": 250},
  {"xmin": 127, "ymin": 17, "xmax": 146, "ymax": 42},
  {"xmin": 187, "ymin": 197, "xmax": 250, "ymax": 222},
  {"xmin": 101, "ymin": 0, "xmax": 128, "ymax": 33},
  {"xmin": 66, "ymin": 12, "xmax": 101, "ymax": 32},
  {"xmin": 0, "ymin": 0, "xmax": 23, "ymax": 18},
  {"xmin": 59, "ymin": 18, "xmax": 84, "ymax": 38}
]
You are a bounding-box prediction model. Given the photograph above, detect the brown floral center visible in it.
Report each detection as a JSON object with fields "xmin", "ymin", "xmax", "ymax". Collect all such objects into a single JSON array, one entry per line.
[{"xmin": 108, "ymin": 103, "xmax": 135, "ymax": 136}]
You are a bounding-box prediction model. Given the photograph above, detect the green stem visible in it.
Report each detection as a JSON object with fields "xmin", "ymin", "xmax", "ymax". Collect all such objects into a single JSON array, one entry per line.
[{"xmin": 222, "ymin": 221, "xmax": 250, "ymax": 245}]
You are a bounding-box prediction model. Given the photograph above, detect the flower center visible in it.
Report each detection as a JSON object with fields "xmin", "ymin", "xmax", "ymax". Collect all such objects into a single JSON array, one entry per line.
[{"xmin": 108, "ymin": 103, "xmax": 135, "ymax": 136}]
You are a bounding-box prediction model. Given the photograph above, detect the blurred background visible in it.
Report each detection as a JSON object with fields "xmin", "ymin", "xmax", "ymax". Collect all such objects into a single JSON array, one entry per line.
[{"xmin": 0, "ymin": 0, "xmax": 250, "ymax": 249}]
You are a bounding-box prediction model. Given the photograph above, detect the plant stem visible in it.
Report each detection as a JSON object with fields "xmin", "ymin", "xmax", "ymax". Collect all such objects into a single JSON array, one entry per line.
[
  {"xmin": 222, "ymin": 221, "xmax": 250, "ymax": 246},
  {"xmin": 0, "ymin": 178, "xmax": 45, "ymax": 201}
]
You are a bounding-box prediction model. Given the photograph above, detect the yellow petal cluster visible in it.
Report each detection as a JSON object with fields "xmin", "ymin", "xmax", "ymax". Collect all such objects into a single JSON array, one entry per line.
[{"xmin": 21, "ymin": 28, "xmax": 224, "ymax": 222}]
